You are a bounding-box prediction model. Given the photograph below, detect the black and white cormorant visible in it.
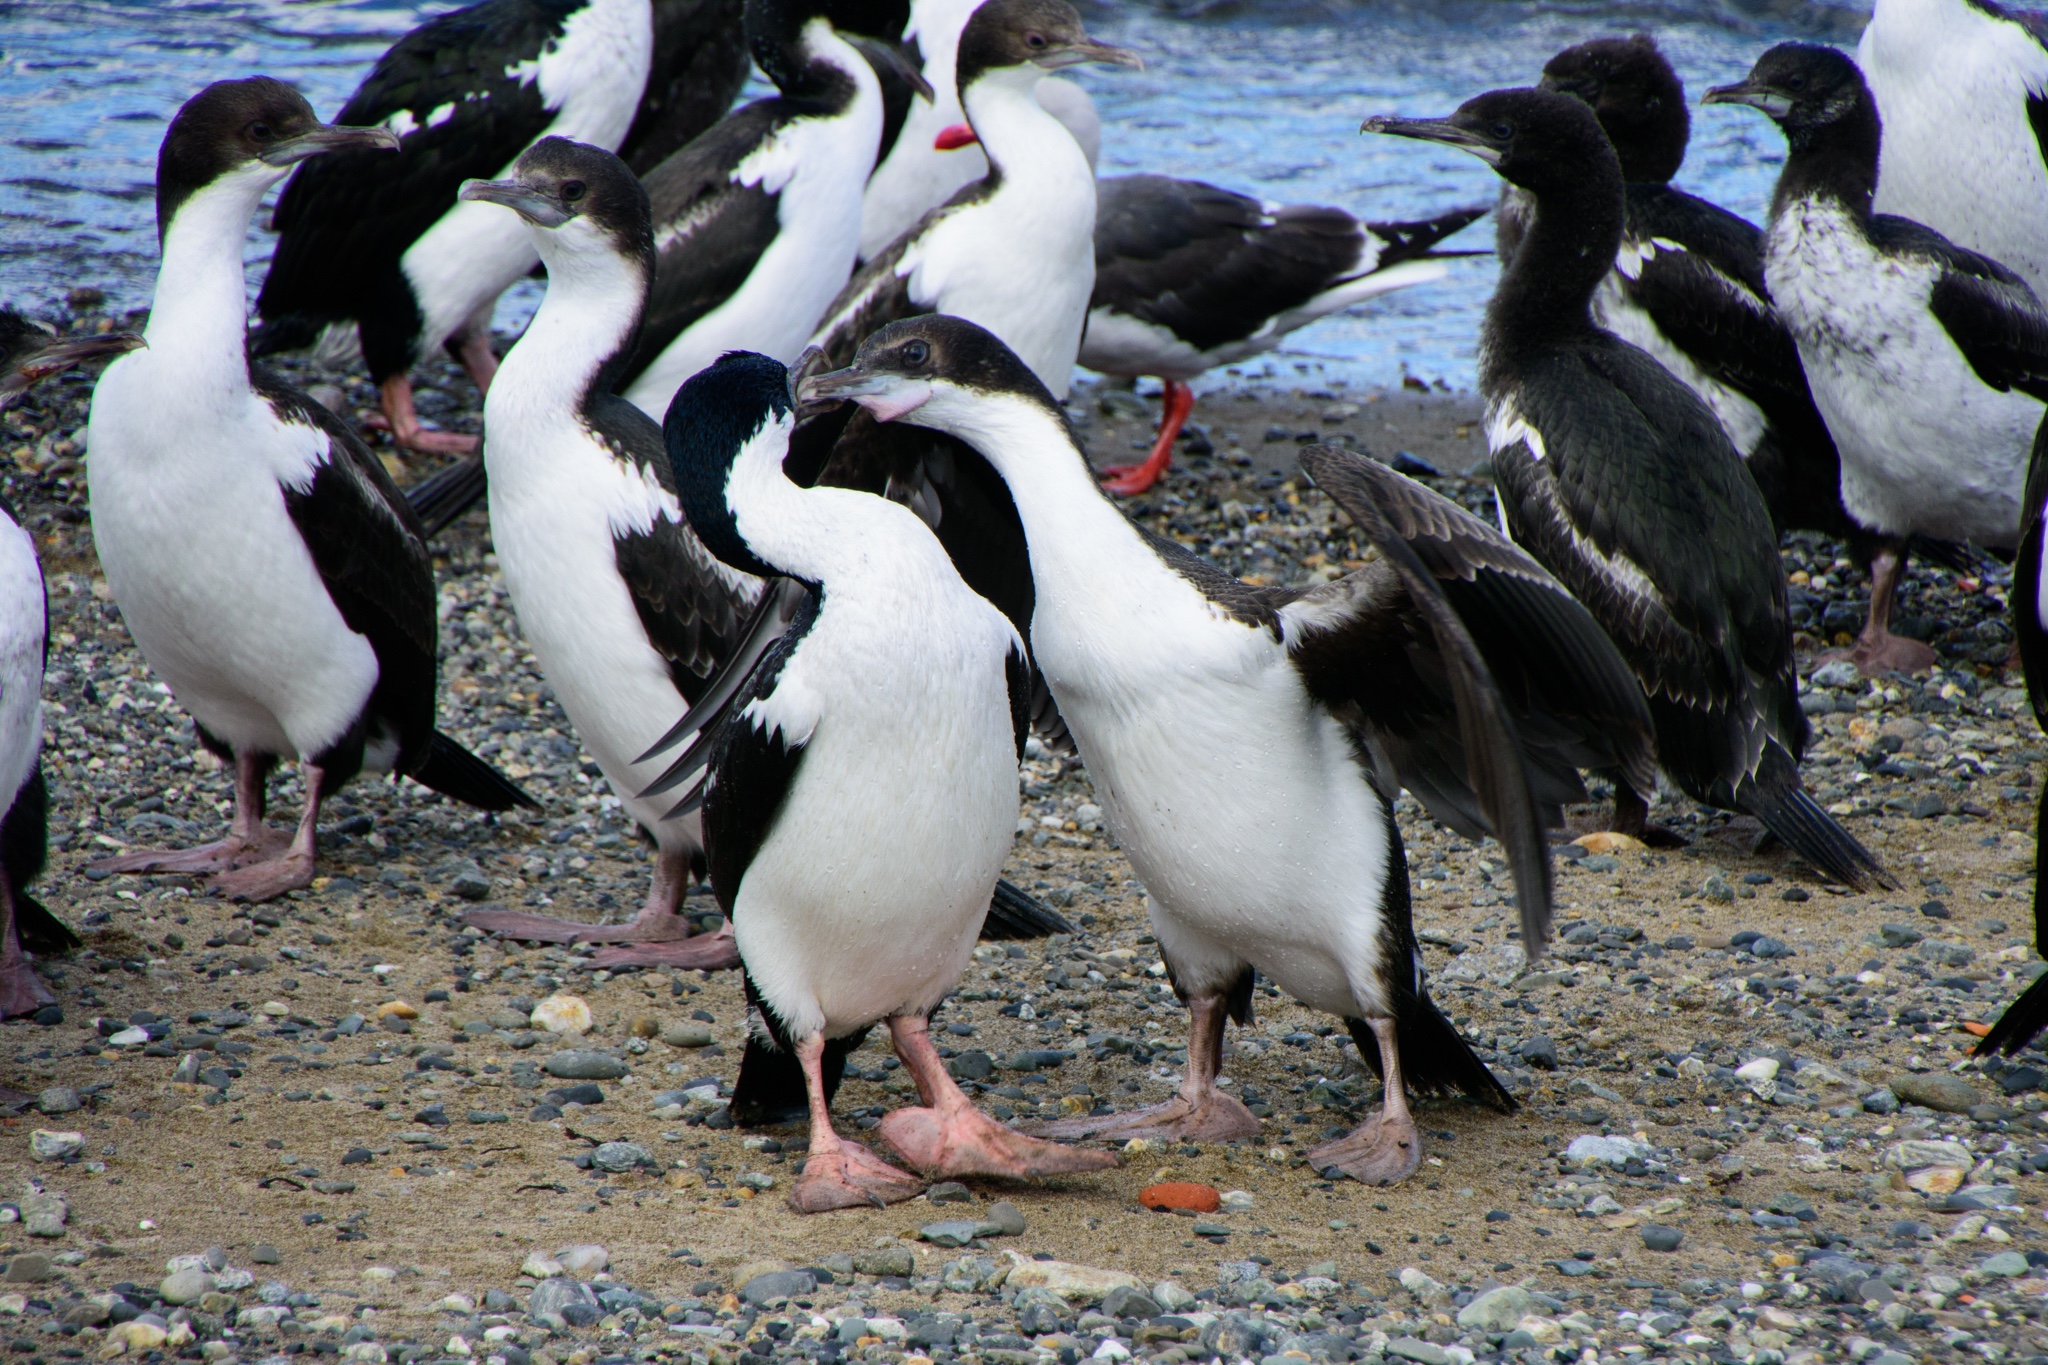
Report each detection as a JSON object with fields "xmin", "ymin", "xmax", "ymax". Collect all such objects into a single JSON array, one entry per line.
[
  {"xmin": 1859, "ymin": 0, "xmax": 2048, "ymax": 301},
  {"xmin": 856, "ymin": 0, "xmax": 1100, "ymax": 263},
  {"xmin": 445, "ymin": 138, "xmax": 759, "ymax": 968},
  {"xmin": 807, "ymin": 0, "xmax": 1139, "ymax": 400},
  {"xmin": 1498, "ymin": 35, "xmax": 1856, "ymax": 552},
  {"xmin": 1973, "ymin": 421, "xmax": 2048, "ymax": 1057},
  {"xmin": 0, "ymin": 315, "xmax": 139, "ymax": 1014},
  {"xmin": 1367, "ymin": 88, "xmax": 1891, "ymax": 890},
  {"xmin": 253, "ymin": 0, "xmax": 750, "ymax": 456},
  {"xmin": 1079, "ymin": 178, "xmax": 1484, "ymax": 496},
  {"xmin": 1708, "ymin": 46, "xmax": 2046, "ymax": 676},
  {"xmin": 660, "ymin": 349, "xmax": 1115, "ymax": 1210},
  {"xmin": 87, "ymin": 79, "xmax": 534, "ymax": 904},
  {"xmin": 790, "ymin": 315, "xmax": 1655, "ymax": 1184}
]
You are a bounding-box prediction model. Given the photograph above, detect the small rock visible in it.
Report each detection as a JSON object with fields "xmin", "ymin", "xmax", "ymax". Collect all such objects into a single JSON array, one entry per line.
[
  {"xmin": 1641, "ymin": 1225, "xmax": 1684, "ymax": 1253},
  {"xmin": 531, "ymin": 994, "xmax": 593, "ymax": 1035},
  {"xmin": 18, "ymin": 1189, "xmax": 64, "ymax": 1239},
  {"xmin": 1735, "ymin": 1058, "xmax": 1780, "ymax": 1083},
  {"xmin": 1456, "ymin": 1285, "xmax": 1532, "ymax": 1332},
  {"xmin": 658, "ymin": 1023, "xmax": 712, "ymax": 1049},
  {"xmin": 1218, "ymin": 1190, "xmax": 1255, "ymax": 1212},
  {"xmin": 110, "ymin": 1321, "xmax": 168, "ymax": 1352},
  {"xmin": 1863, "ymin": 1088, "xmax": 1901, "ymax": 1114},
  {"xmin": 852, "ymin": 1247, "xmax": 915, "ymax": 1277},
  {"xmin": 520, "ymin": 1251, "xmax": 565, "ymax": 1280},
  {"xmin": 374, "ymin": 1001, "xmax": 417, "ymax": 1021},
  {"xmin": 1563, "ymin": 1135, "xmax": 1652, "ymax": 1168},
  {"xmin": 1812, "ymin": 660, "xmax": 1862, "ymax": 688},
  {"xmin": 590, "ymin": 1142, "xmax": 649, "ymax": 1173},
  {"xmin": 1, "ymin": 1255, "xmax": 47, "ymax": 1284},
  {"xmin": 543, "ymin": 1050, "xmax": 628, "ymax": 1081},
  {"xmin": 1100, "ymin": 1286, "xmax": 1160, "ymax": 1319},
  {"xmin": 555, "ymin": 1244, "xmax": 607, "ymax": 1277},
  {"xmin": 160, "ymin": 1268, "xmax": 213, "ymax": 1304},
  {"xmin": 919, "ymin": 1221, "xmax": 980, "ymax": 1248},
  {"xmin": 1892, "ymin": 1074, "xmax": 1980, "ymax": 1113},
  {"xmin": 740, "ymin": 1270, "xmax": 816, "ymax": 1305},
  {"xmin": 1387, "ymin": 1338, "xmax": 1449, "ymax": 1365},
  {"xmin": 1571, "ymin": 831, "xmax": 1645, "ymax": 854},
  {"xmin": 1000, "ymin": 1252, "xmax": 1140, "ymax": 1304},
  {"xmin": 1905, "ymin": 1167, "xmax": 1967, "ymax": 1195},
  {"xmin": 1884, "ymin": 1139, "xmax": 1973, "ymax": 1170},
  {"xmin": 1980, "ymin": 1251, "xmax": 2030, "ymax": 1277},
  {"xmin": 1152, "ymin": 1281, "xmax": 1196, "ymax": 1312},
  {"xmin": 34, "ymin": 1088, "xmax": 79, "ymax": 1116},
  {"xmin": 927, "ymin": 1182, "xmax": 974, "ymax": 1204},
  {"xmin": 528, "ymin": 1276, "xmax": 599, "ymax": 1323},
  {"xmin": 1138, "ymin": 1182, "xmax": 1220, "ymax": 1213},
  {"xmin": 1397, "ymin": 1267, "xmax": 1447, "ymax": 1303},
  {"xmin": 28, "ymin": 1130, "xmax": 81, "ymax": 1163},
  {"xmin": 1517, "ymin": 1036, "xmax": 1558, "ymax": 1070},
  {"xmin": 983, "ymin": 1201, "xmax": 1027, "ymax": 1236}
]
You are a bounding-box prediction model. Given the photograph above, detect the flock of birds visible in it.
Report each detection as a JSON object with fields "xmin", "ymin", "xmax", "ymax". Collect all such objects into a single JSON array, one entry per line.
[{"xmin": 0, "ymin": 0, "xmax": 2046, "ymax": 1210}]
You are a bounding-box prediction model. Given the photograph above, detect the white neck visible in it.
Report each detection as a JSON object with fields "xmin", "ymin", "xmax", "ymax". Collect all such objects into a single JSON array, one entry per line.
[
  {"xmin": 494, "ymin": 219, "xmax": 646, "ymax": 425},
  {"xmin": 147, "ymin": 164, "xmax": 280, "ymax": 385},
  {"xmin": 963, "ymin": 65, "xmax": 1091, "ymax": 190}
]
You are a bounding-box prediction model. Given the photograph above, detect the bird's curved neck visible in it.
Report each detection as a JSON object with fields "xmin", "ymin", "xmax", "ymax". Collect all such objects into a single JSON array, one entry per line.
[
  {"xmin": 962, "ymin": 67, "xmax": 1086, "ymax": 191},
  {"xmin": 509, "ymin": 226, "xmax": 652, "ymax": 418},
  {"xmin": 1484, "ymin": 166, "xmax": 1625, "ymax": 356},
  {"xmin": 148, "ymin": 169, "xmax": 273, "ymax": 381},
  {"xmin": 1771, "ymin": 106, "xmax": 1881, "ymax": 225},
  {"xmin": 759, "ymin": 15, "xmax": 865, "ymax": 105}
]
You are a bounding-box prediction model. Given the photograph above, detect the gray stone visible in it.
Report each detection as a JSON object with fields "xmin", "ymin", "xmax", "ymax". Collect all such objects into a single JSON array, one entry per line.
[
  {"xmin": 1812, "ymin": 660, "xmax": 1862, "ymax": 688},
  {"xmin": 1863, "ymin": 1088, "xmax": 1901, "ymax": 1114},
  {"xmin": 927, "ymin": 1182, "xmax": 974, "ymax": 1203},
  {"xmin": 250, "ymin": 1245, "xmax": 281, "ymax": 1265},
  {"xmin": 948, "ymin": 1051, "xmax": 994, "ymax": 1081},
  {"xmin": 1387, "ymin": 1339, "xmax": 1448, "ymax": 1365},
  {"xmin": 983, "ymin": 1201, "xmax": 1026, "ymax": 1236},
  {"xmin": 740, "ymin": 1270, "xmax": 816, "ymax": 1305},
  {"xmin": 1871, "ymin": 1355, "xmax": 1915, "ymax": 1365},
  {"xmin": 1979, "ymin": 1251, "xmax": 2029, "ymax": 1277},
  {"xmin": 590, "ymin": 1141, "xmax": 650, "ymax": 1173},
  {"xmin": 482, "ymin": 1289, "xmax": 517, "ymax": 1312},
  {"xmin": 1892, "ymin": 1074, "xmax": 1980, "ymax": 1114},
  {"xmin": 34, "ymin": 1088, "xmax": 79, "ymax": 1116},
  {"xmin": 1200, "ymin": 1314, "xmax": 1265, "ymax": 1358},
  {"xmin": 20, "ymin": 1187, "xmax": 66, "ymax": 1237},
  {"xmin": 28, "ymin": 1130, "xmax": 81, "ymax": 1162},
  {"xmin": 1, "ymin": 1254, "xmax": 48, "ymax": 1283},
  {"xmin": 1100, "ymin": 1286, "xmax": 1159, "ymax": 1319},
  {"xmin": 1641, "ymin": 1225, "xmax": 1684, "ymax": 1253},
  {"xmin": 658, "ymin": 1024, "xmax": 712, "ymax": 1049},
  {"xmin": 542, "ymin": 1050, "xmax": 629, "ymax": 1081},
  {"xmin": 919, "ymin": 1221, "xmax": 981, "ymax": 1248},
  {"xmin": 528, "ymin": 1277, "xmax": 599, "ymax": 1323},
  {"xmin": 1455, "ymin": 1286, "xmax": 1531, "ymax": 1333},
  {"xmin": 852, "ymin": 1247, "xmax": 915, "ymax": 1278},
  {"xmin": 160, "ymin": 1268, "xmax": 214, "ymax": 1304}
]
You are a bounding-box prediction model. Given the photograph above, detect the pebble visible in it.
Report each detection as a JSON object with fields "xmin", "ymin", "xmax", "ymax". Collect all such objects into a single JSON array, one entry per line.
[
  {"xmin": 554, "ymin": 1244, "xmax": 607, "ymax": 1277},
  {"xmin": 1455, "ymin": 1285, "xmax": 1531, "ymax": 1332},
  {"xmin": 589, "ymin": 1141, "xmax": 649, "ymax": 1173},
  {"xmin": 1563, "ymin": 1134, "xmax": 1651, "ymax": 1167},
  {"xmin": 1641, "ymin": 1225, "xmax": 1685, "ymax": 1252},
  {"xmin": 28, "ymin": 1130, "xmax": 81, "ymax": 1162},
  {"xmin": 158, "ymin": 1268, "xmax": 212, "ymax": 1304},
  {"xmin": 527, "ymin": 1277, "xmax": 599, "ymax": 1327},
  {"xmin": 740, "ymin": 1270, "xmax": 815, "ymax": 1305},
  {"xmin": 1138, "ymin": 1181, "xmax": 1220, "ymax": 1212},
  {"xmin": 919, "ymin": 1221, "xmax": 980, "ymax": 1248},
  {"xmin": 852, "ymin": 1248, "xmax": 915, "ymax": 1277},
  {"xmin": 1, "ymin": 1256, "xmax": 48, "ymax": 1285},
  {"xmin": 542, "ymin": 1050, "xmax": 628, "ymax": 1080},
  {"xmin": 34, "ymin": 1088, "xmax": 79, "ymax": 1116},
  {"xmin": 1892, "ymin": 1073, "xmax": 1981, "ymax": 1112},
  {"xmin": 658, "ymin": 1022, "xmax": 712, "ymax": 1048},
  {"xmin": 1000, "ymin": 1253, "xmax": 1139, "ymax": 1304},
  {"xmin": 530, "ymin": 994, "xmax": 592, "ymax": 1035}
]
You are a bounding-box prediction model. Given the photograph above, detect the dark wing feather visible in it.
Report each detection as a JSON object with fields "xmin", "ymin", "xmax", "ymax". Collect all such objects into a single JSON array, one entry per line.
[
  {"xmin": 2017, "ymin": 413, "xmax": 2048, "ymax": 737},
  {"xmin": 592, "ymin": 395, "xmax": 760, "ymax": 701},
  {"xmin": 808, "ymin": 230, "xmax": 928, "ymax": 371},
  {"xmin": 1874, "ymin": 215, "xmax": 2048, "ymax": 402},
  {"xmin": 261, "ymin": 372, "xmax": 438, "ymax": 765},
  {"xmin": 1283, "ymin": 445, "xmax": 1554, "ymax": 955},
  {"xmin": 617, "ymin": 0, "xmax": 751, "ymax": 174},
  {"xmin": 623, "ymin": 103, "xmax": 792, "ymax": 384},
  {"xmin": 257, "ymin": 0, "xmax": 573, "ymax": 338},
  {"xmin": 699, "ymin": 594, "xmax": 821, "ymax": 915},
  {"xmin": 1091, "ymin": 175, "xmax": 1361, "ymax": 354}
]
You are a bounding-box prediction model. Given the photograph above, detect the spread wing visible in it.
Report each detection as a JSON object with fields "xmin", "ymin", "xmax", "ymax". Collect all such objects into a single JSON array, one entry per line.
[
  {"xmin": 259, "ymin": 0, "xmax": 572, "ymax": 325},
  {"xmin": 624, "ymin": 103, "xmax": 791, "ymax": 382},
  {"xmin": 1282, "ymin": 445, "xmax": 1562, "ymax": 954}
]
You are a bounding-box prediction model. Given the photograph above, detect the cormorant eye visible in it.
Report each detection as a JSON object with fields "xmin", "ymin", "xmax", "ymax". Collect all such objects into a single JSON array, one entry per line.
[
  {"xmin": 1786, "ymin": 74, "xmax": 1806, "ymax": 91},
  {"xmin": 561, "ymin": 180, "xmax": 587, "ymax": 203},
  {"xmin": 1492, "ymin": 121, "xmax": 1514, "ymax": 140},
  {"xmin": 249, "ymin": 121, "xmax": 274, "ymax": 141},
  {"xmin": 901, "ymin": 339, "xmax": 930, "ymax": 367},
  {"xmin": 1025, "ymin": 32, "xmax": 1047, "ymax": 47}
]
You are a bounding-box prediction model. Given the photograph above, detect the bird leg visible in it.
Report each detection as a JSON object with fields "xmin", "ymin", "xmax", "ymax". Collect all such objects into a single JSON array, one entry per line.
[
  {"xmin": 446, "ymin": 320, "xmax": 499, "ymax": 396},
  {"xmin": 1608, "ymin": 780, "xmax": 1686, "ymax": 849},
  {"xmin": 0, "ymin": 876, "xmax": 53, "ymax": 1020},
  {"xmin": 879, "ymin": 1014, "xmax": 1119, "ymax": 1179},
  {"xmin": 788, "ymin": 1031, "xmax": 926, "ymax": 1213},
  {"xmin": 1830, "ymin": 541, "xmax": 1937, "ymax": 677},
  {"xmin": 372, "ymin": 374, "xmax": 478, "ymax": 456},
  {"xmin": 1102, "ymin": 380, "xmax": 1195, "ymax": 497},
  {"xmin": 1305, "ymin": 1016, "xmax": 1423, "ymax": 1185},
  {"xmin": 206, "ymin": 762, "xmax": 322, "ymax": 903},
  {"xmin": 465, "ymin": 849, "xmax": 741, "ymax": 970},
  {"xmin": 1024, "ymin": 992, "xmax": 1260, "ymax": 1142},
  {"xmin": 90, "ymin": 751, "xmax": 288, "ymax": 875}
]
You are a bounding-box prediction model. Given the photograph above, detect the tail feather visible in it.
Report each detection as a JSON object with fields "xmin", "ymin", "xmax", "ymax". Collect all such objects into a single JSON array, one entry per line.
[
  {"xmin": 409, "ymin": 732, "xmax": 537, "ymax": 812},
  {"xmin": 1738, "ymin": 746, "xmax": 1891, "ymax": 890},
  {"xmin": 1977, "ymin": 971, "xmax": 2048, "ymax": 1058},
  {"xmin": 729, "ymin": 1028, "xmax": 869, "ymax": 1128},
  {"xmin": 1364, "ymin": 204, "xmax": 1491, "ymax": 267},
  {"xmin": 1347, "ymin": 991, "xmax": 1515, "ymax": 1114},
  {"xmin": 981, "ymin": 879, "xmax": 1076, "ymax": 940},
  {"xmin": 13, "ymin": 891, "xmax": 76, "ymax": 957},
  {"xmin": 404, "ymin": 457, "xmax": 489, "ymax": 539}
]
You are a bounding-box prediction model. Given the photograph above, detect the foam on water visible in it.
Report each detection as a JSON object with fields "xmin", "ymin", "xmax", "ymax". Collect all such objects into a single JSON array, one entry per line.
[{"xmin": 0, "ymin": 0, "xmax": 1863, "ymax": 392}]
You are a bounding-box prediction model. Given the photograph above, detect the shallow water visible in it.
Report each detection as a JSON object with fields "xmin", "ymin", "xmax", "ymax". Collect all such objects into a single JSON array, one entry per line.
[{"xmin": 0, "ymin": 0, "xmax": 1864, "ymax": 393}]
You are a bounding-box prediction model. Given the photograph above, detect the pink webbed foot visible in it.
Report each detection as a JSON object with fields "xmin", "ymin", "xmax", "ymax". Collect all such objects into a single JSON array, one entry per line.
[
  {"xmin": 586, "ymin": 930, "xmax": 740, "ymax": 971},
  {"xmin": 1822, "ymin": 634, "xmax": 1939, "ymax": 678},
  {"xmin": 1023, "ymin": 1089, "xmax": 1261, "ymax": 1143},
  {"xmin": 881, "ymin": 1103, "xmax": 1118, "ymax": 1180},
  {"xmin": 206, "ymin": 851, "xmax": 314, "ymax": 904},
  {"xmin": 1305, "ymin": 1109, "xmax": 1423, "ymax": 1186},
  {"xmin": 788, "ymin": 1138, "xmax": 925, "ymax": 1213},
  {"xmin": 0, "ymin": 960, "xmax": 55, "ymax": 1018},
  {"xmin": 90, "ymin": 826, "xmax": 289, "ymax": 877},
  {"xmin": 459, "ymin": 907, "xmax": 687, "ymax": 945}
]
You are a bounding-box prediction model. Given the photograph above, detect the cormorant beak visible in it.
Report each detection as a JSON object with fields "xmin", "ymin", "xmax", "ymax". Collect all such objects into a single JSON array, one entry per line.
[
  {"xmin": 796, "ymin": 364, "xmax": 934, "ymax": 424},
  {"xmin": 847, "ymin": 36, "xmax": 938, "ymax": 103},
  {"xmin": 1702, "ymin": 79, "xmax": 1791, "ymax": 119},
  {"xmin": 1361, "ymin": 114, "xmax": 1504, "ymax": 166},
  {"xmin": 1035, "ymin": 38, "xmax": 1143, "ymax": 71},
  {"xmin": 789, "ymin": 347, "xmax": 841, "ymax": 419},
  {"xmin": 260, "ymin": 123, "xmax": 400, "ymax": 167},
  {"xmin": 1, "ymin": 331, "xmax": 146, "ymax": 407},
  {"xmin": 458, "ymin": 178, "xmax": 573, "ymax": 228}
]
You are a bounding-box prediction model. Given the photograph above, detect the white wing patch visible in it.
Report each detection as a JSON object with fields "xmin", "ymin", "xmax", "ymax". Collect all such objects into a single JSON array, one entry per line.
[{"xmin": 1485, "ymin": 396, "xmax": 1547, "ymax": 462}]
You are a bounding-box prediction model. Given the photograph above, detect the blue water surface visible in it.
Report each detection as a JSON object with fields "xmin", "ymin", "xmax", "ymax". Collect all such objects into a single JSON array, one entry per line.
[{"xmin": 0, "ymin": 0, "xmax": 1867, "ymax": 393}]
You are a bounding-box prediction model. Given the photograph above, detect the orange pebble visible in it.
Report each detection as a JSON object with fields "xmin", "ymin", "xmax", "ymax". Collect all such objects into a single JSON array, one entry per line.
[
  {"xmin": 1963, "ymin": 1021, "xmax": 1992, "ymax": 1038},
  {"xmin": 1140, "ymin": 1181, "xmax": 1221, "ymax": 1213}
]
